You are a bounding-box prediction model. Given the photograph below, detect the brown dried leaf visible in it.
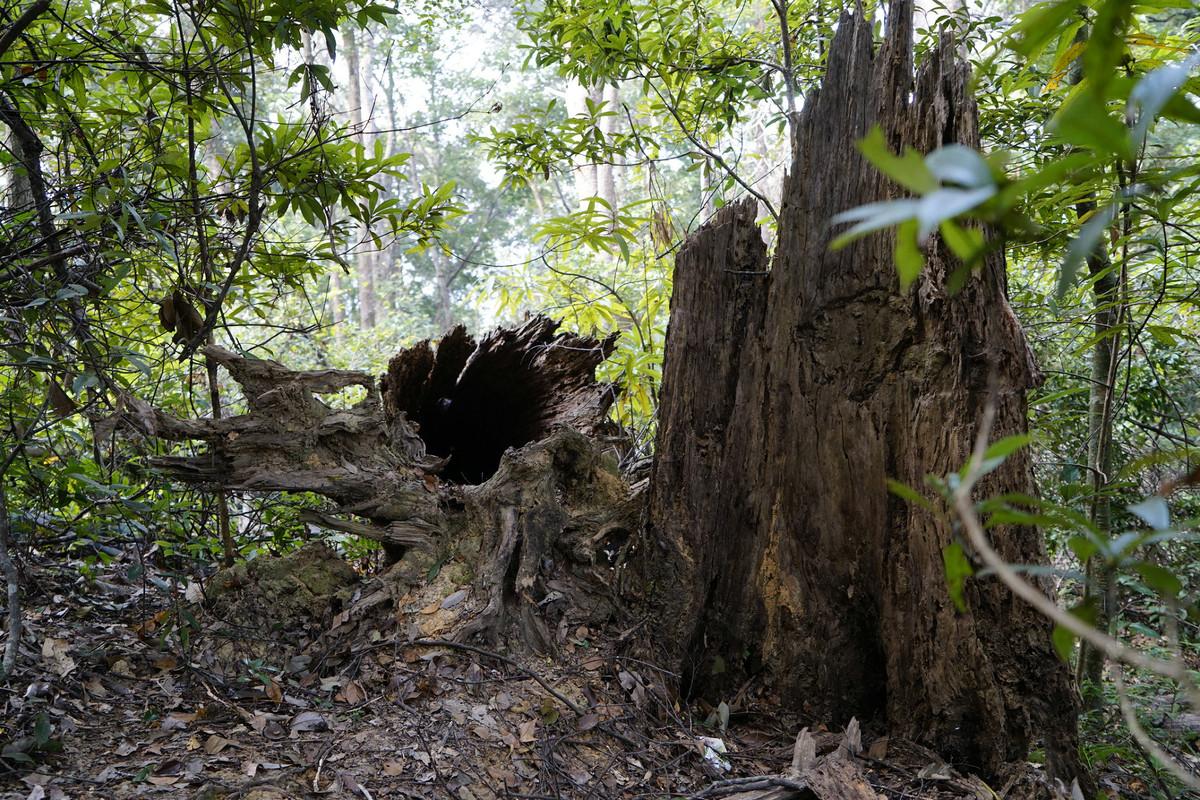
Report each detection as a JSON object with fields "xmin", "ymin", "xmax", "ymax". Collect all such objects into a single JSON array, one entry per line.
[
  {"xmin": 203, "ymin": 735, "xmax": 232, "ymax": 755},
  {"xmin": 867, "ymin": 736, "xmax": 889, "ymax": 760},
  {"xmin": 47, "ymin": 382, "xmax": 76, "ymax": 418},
  {"xmin": 335, "ymin": 680, "xmax": 365, "ymax": 705}
]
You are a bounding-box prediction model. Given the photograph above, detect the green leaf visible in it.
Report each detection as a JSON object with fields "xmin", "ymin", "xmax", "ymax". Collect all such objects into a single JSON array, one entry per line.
[
  {"xmin": 1051, "ymin": 600, "xmax": 1098, "ymax": 662},
  {"xmin": 940, "ymin": 220, "xmax": 984, "ymax": 263},
  {"xmin": 1128, "ymin": 496, "xmax": 1170, "ymax": 531},
  {"xmin": 1056, "ymin": 204, "xmax": 1115, "ymax": 299},
  {"xmin": 984, "ymin": 434, "xmax": 1034, "ymax": 462},
  {"xmin": 925, "ymin": 145, "xmax": 994, "ymax": 189},
  {"xmin": 942, "ymin": 542, "xmax": 975, "ymax": 612},
  {"xmin": 894, "ymin": 219, "xmax": 923, "ymax": 291},
  {"xmin": 886, "ymin": 478, "xmax": 934, "ymax": 511},
  {"xmin": 830, "ymin": 199, "xmax": 920, "ymax": 249},
  {"xmin": 1007, "ymin": 0, "xmax": 1083, "ymax": 60},
  {"xmin": 1050, "ymin": 88, "xmax": 1132, "ymax": 160},
  {"xmin": 857, "ymin": 126, "xmax": 937, "ymax": 194},
  {"xmin": 1129, "ymin": 53, "xmax": 1200, "ymax": 146},
  {"xmin": 915, "ymin": 187, "xmax": 995, "ymax": 240},
  {"xmin": 33, "ymin": 713, "xmax": 52, "ymax": 746},
  {"xmin": 1066, "ymin": 534, "xmax": 1099, "ymax": 562},
  {"xmin": 1132, "ymin": 562, "xmax": 1182, "ymax": 598}
]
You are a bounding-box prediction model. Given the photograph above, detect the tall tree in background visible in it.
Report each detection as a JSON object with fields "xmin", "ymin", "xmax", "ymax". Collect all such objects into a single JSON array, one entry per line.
[{"xmin": 343, "ymin": 26, "xmax": 379, "ymax": 329}]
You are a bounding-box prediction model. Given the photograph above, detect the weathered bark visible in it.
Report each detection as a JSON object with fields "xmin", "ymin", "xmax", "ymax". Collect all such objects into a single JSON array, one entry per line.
[
  {"xmin": 112, "ymin": 315, "xmax": 618, "ymax": 563},
  {"xmin": 381, "ymin": 316, "xmax": 618, "ymax": 484},
  {"xmin": 119, "ymin": 314, "xmax": 612, "ymax": 492},
  {"xmin": 111, "ymin": 316, "xmax": 629, "ymax": 648},
  {"xmin": 646, "ymin": 0, "xmax": 1087, "ymax": 788}
]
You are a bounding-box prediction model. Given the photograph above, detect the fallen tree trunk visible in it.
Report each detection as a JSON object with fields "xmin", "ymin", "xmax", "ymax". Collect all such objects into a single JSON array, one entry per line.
[
  {"xmin": 111, "ymin": 318, "xmax": 637, "ymax": 648},
  {"xmin": 646, "ymin": 0, "xmax": 1088, "ymax": 790}
]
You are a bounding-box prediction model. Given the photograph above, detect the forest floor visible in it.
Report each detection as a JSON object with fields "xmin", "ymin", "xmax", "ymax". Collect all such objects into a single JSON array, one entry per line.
[{"xmin": 0, "ymin": 541, "xmax": 1185, "ymax": 800}]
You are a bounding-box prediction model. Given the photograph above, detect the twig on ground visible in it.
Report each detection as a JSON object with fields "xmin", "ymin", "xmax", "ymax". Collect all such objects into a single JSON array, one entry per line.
[{"xmin": 407, "ymin": 637, "xmax": 586, "ymax": 716}]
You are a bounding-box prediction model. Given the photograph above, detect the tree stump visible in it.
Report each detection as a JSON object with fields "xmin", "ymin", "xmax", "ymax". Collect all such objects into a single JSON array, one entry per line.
[{"xmin": 646, "ymin": 0, "xmax": 1088, "ymax": 788}]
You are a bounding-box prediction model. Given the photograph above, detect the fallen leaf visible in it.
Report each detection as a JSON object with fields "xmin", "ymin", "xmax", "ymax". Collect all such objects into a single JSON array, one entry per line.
[
  {"xmin": 184, "ymin": 581, "xmax": 204, "ymax": 603},
  {"xmin": 40, "ymin": 638, "xmax": 75, "ymax": 677},
  {"xmin": 335, "ymin": 680, "xmax": 365, "ymax": 705},
  {"xmin": 538, "ymin": 697, "xmax": 559, "ymax": 725},
  {"xmin": 419, "ymin": 594, "xmax": 447, "ymax": 615},
  {"xmin": 577, "ymin": 713, "xmax": 599, "ymax": 732},
  {"xmin": 867, "ymin": 736, "xmax": 889, "ymax": 760},
  {"xmin": 153, "ymin": 654, "xmax": 178, "ymax": 672},
  {"xmin": 289, "ymin": 711, "xmax": 328, "ymax": 733},
  {"xmin": 203, "ymin": 735, "xmax": 232, "ymax": 755}
]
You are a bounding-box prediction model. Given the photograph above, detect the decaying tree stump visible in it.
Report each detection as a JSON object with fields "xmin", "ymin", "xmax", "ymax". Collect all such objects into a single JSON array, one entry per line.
[
  {"xmin": 646, "ymin": 0, "xmax": 1088, "ymax": 790},
  {"xmin": 111, "ymin": 315, "xmax": 629, "ymax": 641}
]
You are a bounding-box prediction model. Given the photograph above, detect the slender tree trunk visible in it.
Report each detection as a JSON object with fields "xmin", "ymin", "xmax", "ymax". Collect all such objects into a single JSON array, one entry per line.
[
  {"xmin": 176, "ymin": 6, "xmax": 236, "ymax": 567},
  {"xmin": 1067, "ymin": 27, "xmax": 1122, "ymax": 706},
  {"xmin": 596, "ymin": 84, "xmax": 620, "ymax": 225},
  {"xmin": 301, "ymin": 30, "xmax": 344, "ymax": 339},
  {"xmin": 5, "ymin": 128, "xmax": 32, "ymax": 210},
  {"xmin": 1075, "ymin": 213, "xmax": 1120, "ymax": 698},
  {"xmin": 0, "ymin": 478, "xmax": 20, "ymax": 680},
  {"xmin": 645, "ymin": 2, "xmax": 1090, "ymax": 790},
  {"xmin": 564, "ymin": 80, "xmax": 597, "ymax": 204},
  {"xmin": 434, "ymin": 253, "xmax": 454, "ymax": 332},
  {"xmin": 344, "ymin": 27, "xmax": 377, "ymax": 329}
]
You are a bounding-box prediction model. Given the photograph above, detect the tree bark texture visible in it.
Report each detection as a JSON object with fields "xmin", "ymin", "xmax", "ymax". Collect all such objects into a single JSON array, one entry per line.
[
  {"xmin": 109, "ymin": 316, "xmax": 632, "ymax": 648},
  {"xmin": 646, "ymin": 0, "xmax": 1086, "ymax": 785},
  {"xmin": 111, "ymin": 316, "xmax": 616, "ymax": 548}
]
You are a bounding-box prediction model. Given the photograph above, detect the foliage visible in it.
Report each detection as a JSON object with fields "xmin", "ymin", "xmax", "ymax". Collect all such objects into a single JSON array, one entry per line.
[
  {"xmin": 2, "ymin": 0, "xmax": 1200, "ymax": 785},
  {"xmin": 0, "ymin": 0, "xmax": 460, "ymax": 566}
]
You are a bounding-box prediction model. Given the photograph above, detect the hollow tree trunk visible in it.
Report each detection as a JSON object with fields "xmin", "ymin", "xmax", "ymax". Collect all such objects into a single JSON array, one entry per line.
[
  {"xmin": 107, "ymin": 316, "xmax": 631, "ymax": 648},
  {"xmin": 645, "ymin": 0, "xmax": 1087, "ymax": 788}
]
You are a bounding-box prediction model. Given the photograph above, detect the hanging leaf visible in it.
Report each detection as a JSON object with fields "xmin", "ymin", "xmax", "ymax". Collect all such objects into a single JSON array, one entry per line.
[
  {"xmin": 894, "ymin": 218, "xmax": 924, "ymax": 291},
  {"xmin": 1051, "ymin": 600, "xmax": 1098, "ymax": 662},
  {"xmin": 925, "ymin": 145, "xmax": 994, "ymax": 189},
  {"xmin": 1056, "ymin": 204, "xmax": 1115, "ymax": 299},
  {"xmin": 942, "ymin": 542, "xmax": 975, "ymax": 612},
  {"xmin": 857, "ymin": 126, "xmax": 938, "ymax": 194},
  {"xmin": 1128, "ymin": 496, "xmax": 1170, "ymax": 531}
]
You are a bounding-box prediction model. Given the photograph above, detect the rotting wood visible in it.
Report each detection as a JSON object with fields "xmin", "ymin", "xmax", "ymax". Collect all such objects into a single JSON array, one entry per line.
[
  {"xmin": 107, "ymin": 315, "xmax": 634, "ymax": 649},
  {"xmin": 297, "ymin": 510, "xmax": 436, "ymax": 552},
  {"xmin": 694, "ymin": 721, "xmax": 879, "ymax": 800},
  {"xmin": 646, "ymin": 0, "xmax": 1090, "ymax": 790}
]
